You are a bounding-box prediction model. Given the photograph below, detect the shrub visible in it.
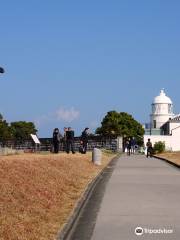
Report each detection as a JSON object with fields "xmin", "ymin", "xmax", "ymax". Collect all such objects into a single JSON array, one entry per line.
[{"xmin": 153, "ymin": 141, "xmax": 165, "ymax": 154}]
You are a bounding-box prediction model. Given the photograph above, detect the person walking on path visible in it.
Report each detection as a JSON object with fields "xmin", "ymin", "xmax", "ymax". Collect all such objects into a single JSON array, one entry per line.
[
  {"xmin": 80, "ymin": 127, "xmax": 89, "ymax": 154},
  {"xmin": 126, "ymin": 138, "xmax": 132, "ymax": 156},
  {"xmin": 66, "ymin": 127, "xmax": 75, "ymax": 154},
  {"xmin": 131, "ymin": 137, "xmax": 136, "ymax": 154},
  {"xmin": 146, "ymin": 138, "xmax": 153, "ymax": 158},
  {"xmin": 52, "ymin": 128, "xmax": 62, "ymax": 153}
]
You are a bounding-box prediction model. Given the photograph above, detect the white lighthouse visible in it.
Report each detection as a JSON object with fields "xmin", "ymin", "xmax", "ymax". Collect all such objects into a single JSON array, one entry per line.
[
  {"xmin": 144, "ymin": 89, "xmax": 180, "ymax": 151},
  {"xmin": 150, "ymin": 89, "xmax": 174, "ymax": 129}
]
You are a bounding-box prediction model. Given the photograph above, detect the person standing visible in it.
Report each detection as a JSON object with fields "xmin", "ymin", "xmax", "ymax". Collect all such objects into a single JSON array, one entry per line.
[
  {"xmin": 63, "ymin": 127, "xmax": 68, "ymax": 152},
  {"xmin": 131, "ymin": 137, "xmax": 136, "ymax": 154},
  {"xmin": 52, "ymin": 128, "xmax": 62, "ymax": 153},
  {"xmin": 66, "ymin": 127, "xmax": 75, "ymax": 154},
  {"xmin": 80, "ymin": 127, "xmax": 89, "ymax": 154},
  {"xmin": 146, "ymin": 138, "xmax": 153, "ymax": 158},
  {"xmin": 126, "ymin": 138, "xmax": 132, "ymax": 156}
]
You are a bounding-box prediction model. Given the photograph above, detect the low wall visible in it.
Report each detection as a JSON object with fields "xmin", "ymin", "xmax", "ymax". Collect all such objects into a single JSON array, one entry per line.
[
  {"xmin": 0, "ymin": 147, "xmax": 23, "ymax": 156},
  {"xmin": 2, "ymin": 137, "xmax": 121, "ymax": 152},
  {"xmin": 40, "ymin": 137, "xmax": 118, "ymax": 152},
  {"xmin": 144, "ymin": 134, "xmax": 180, "ymax": 151}
]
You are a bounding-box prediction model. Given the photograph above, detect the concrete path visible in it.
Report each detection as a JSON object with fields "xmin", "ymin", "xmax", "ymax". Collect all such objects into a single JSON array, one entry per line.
[{"xmin": 91, "ymin": 154, "xmax": 180, "ymax": 240}]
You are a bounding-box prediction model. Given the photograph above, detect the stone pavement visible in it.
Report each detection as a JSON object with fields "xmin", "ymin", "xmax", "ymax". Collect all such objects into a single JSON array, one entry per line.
[{"xmin": 91, "ymin": 154, "xmax": 180, "ymax": 240}]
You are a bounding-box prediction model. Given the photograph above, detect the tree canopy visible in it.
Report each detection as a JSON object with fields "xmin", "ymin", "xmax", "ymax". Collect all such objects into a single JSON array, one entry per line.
[
  {"xmin": 0, "ymin": 114, "xmax": 37, "ymax": 142},
  {"xmin": 96, "ymin": 111, "xmax": 144, "ymax": 139},
  {"xmin": 10, "ymin": 121, "xmax": 37, "ymax": 141},
  {"xmin": 0, "ymin": 119, "xmax": 11, "ymax": 142}
]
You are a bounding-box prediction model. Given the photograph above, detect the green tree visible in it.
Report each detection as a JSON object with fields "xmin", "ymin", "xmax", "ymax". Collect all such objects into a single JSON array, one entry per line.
[
  {"xmin": 96, "ymin": 111, "xmax": 144, "ymax": 140},
  {"xmin": 10, "ymin": 121, "xmax": 37, "ymax": 142},
  {"xmin": 0, "ymin": 120, "xmax": 11, "ymax": 142},
  {"xmin": 0, "ymin": 114, "xmax": 12, "ymax": 142}
]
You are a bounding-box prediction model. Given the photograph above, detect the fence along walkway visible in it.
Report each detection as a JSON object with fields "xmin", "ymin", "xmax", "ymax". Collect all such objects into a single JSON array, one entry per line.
[{"xmin": 2, "ymin": 137, "xmax": 118, "ymax": 152}]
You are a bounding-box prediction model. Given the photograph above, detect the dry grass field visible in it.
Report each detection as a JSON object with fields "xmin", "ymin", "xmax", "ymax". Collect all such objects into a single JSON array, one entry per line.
[
  {"xmin": 0, "ymin": 152, "xmax": 116, "ymax": 240},
  {"xmin": 156, "ymin": 152, "xmax": 180, "ymax": 166}
]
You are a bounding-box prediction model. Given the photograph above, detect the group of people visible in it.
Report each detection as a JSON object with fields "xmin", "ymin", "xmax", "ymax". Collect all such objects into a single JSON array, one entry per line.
[
  {"xmin": 125, "ymin": 137, "xmax": 137, "ymax": 156},
  {"xmin": 125, "ymin": 137, "xmax": 153, "ymax": 158},
  {"xmin": 53, "ymin": 129, "xmax": 154, "ymax": 157},
  {"xmin": 52, "ymin": 127, "xmax": 89, "ymax": 154}
]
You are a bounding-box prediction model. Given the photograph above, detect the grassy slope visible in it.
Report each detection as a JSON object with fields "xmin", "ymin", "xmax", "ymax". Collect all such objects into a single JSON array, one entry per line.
[
  {"xmin": 156, "ymin": 152, "xmax": 180, "ymax": 166},
  {"xmin": 0, "ymin": 152, "xmax": 115, "ymax": 240}
]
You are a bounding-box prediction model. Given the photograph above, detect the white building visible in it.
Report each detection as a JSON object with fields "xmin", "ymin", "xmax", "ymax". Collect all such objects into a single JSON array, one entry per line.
[
  {"xmin": 150, "ymin": 89, "xmax": 174, "ymax": 129},
  {"xmin": 144, "ymin": 89, "xmax": 180, "ymax": 151}
]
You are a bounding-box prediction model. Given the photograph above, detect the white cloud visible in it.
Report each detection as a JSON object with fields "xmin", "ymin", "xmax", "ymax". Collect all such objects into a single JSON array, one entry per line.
[
  {"xmin": 35, "ymin": 107, "xmax": 80, "ymax": 127},
  {"xmin": 34, "ymin": 114, "xmax": 51, "ymax": 127},
  {"xmin": 55, "ymin": 107, "xmax": 80, "ymax": 123}
]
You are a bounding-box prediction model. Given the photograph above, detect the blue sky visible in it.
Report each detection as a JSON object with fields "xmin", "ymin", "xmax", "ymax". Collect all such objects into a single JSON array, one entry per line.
[{"xmin": 1, "ymin": 0, "xmax": 180, "ymax": 137}]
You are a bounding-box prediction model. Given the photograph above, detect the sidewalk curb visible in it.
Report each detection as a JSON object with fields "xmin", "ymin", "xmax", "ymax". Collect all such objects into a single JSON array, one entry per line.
[
  {"xmin": 57, "ymin": 154, "xmax": 120, "ymax": 240},
  {"xmin": 153, "ymin": 155, "xmax": 180, "ymax": 169}
]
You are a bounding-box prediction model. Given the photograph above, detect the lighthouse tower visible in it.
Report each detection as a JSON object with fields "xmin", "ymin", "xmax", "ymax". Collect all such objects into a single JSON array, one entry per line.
[
  {"xmin": 144, "ymin": 89, "xmax": 180, "ymax": 151},
  {"xmin": 150, "ymin": 89, "xmax": 174, "ymax": 129}
]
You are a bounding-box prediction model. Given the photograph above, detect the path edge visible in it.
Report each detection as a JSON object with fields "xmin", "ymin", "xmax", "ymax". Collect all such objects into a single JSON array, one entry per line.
[
  {"xmin": 153, "ymin": 155, "xmax": 180, "ymax": 169},
  {"xmin": 56, "ymin": 154, "xmax": 120, "ymax": 240}
]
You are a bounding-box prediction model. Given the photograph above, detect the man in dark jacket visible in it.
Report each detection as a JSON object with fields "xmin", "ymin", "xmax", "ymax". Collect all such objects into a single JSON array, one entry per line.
[
  {"xmin": 52, "ymin": 128, "xmax": 62, "ymax": 153},
  {"xmin": 63, "ymin": 127, "xmax": 68, "ymax": 152},
  {"xmin": 126, "ymin": 138, "xmax": 132, "ymax": 156},
  {"xmin": 66, "ymin": 127, "xmax": 75, "ymax": 154},
  {"xmin": 80, "ymin": 128, "xmax": 89, "ymax": 154},
  {"xmin": 146, "ymin": 138, "xmax": 153, "ymax": 158}
]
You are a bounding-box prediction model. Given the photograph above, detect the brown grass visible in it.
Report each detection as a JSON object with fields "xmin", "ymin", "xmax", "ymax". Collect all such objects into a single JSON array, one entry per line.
[
  {"xmin": 156, "ymin": 152, "xmax": 180, "ymax": 166},
  {"xmin": 0, "ymin": 152, "xmax": 115, "ymax": 240}
]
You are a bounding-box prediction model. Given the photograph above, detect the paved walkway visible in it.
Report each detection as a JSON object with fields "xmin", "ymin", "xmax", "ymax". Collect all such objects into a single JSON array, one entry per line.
[{"xmin": 91, "ymin": 154, "xmax": 180, "ymax": 240}]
